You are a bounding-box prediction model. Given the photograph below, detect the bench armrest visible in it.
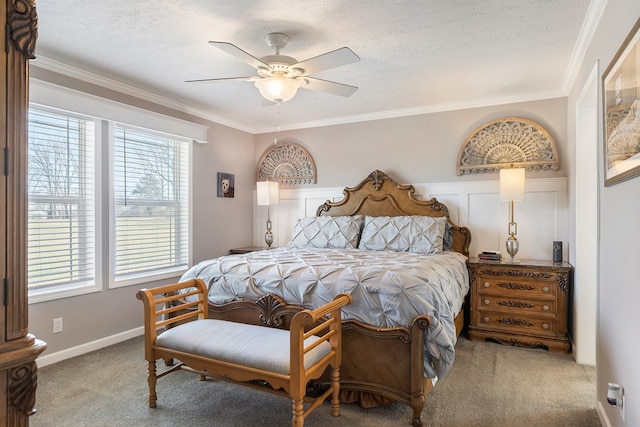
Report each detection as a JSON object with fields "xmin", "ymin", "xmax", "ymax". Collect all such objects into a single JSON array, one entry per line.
[
  {"xmin": 136, "ymin": 279, "xmax": 208, "ymax": 361},
  {"xmin": 289, "ymin": 294, "xmax": 352, "ymax": 387}
]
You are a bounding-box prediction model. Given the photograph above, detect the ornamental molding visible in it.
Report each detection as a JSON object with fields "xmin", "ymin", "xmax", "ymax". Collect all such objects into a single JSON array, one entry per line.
[
  {"xmin": 9, "ymin": 0, "xmax": 38, "ymax": 59},
  {"xmin": 256, "ymin": 141, "xmax": 317, "ymax": 185},
  {"xmin": 457, "ymin": 116, "xmax": 559, "ymax": 175}
]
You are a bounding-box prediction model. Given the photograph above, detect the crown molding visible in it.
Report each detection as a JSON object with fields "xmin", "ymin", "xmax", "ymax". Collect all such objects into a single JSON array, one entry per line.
[
  {"xmin": 30, "ymin": 56, "xmax": 256, "ymax": 134},
  {"xmin": 32, "ymin": 56, "xmax": 568, "ymax": 136},
  {"xmin": 259, "ymin": 90, "xmax": 567, "ymax": 133},
  {"xmin": 562, "ymin": 0, "xmax": 608, "ymax": 93}
]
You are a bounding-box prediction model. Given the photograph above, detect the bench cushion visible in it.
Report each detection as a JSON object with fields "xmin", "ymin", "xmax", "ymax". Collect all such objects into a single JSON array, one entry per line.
[{"xmin": 155, "ymin": 319, "xmax": 332, "ymax": 375}]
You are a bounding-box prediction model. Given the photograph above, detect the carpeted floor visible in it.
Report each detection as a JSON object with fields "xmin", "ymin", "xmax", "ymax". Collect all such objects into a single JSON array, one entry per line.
[{"xmin": 31, "ymin": 335, "xmax": 600, "ymax": 427}]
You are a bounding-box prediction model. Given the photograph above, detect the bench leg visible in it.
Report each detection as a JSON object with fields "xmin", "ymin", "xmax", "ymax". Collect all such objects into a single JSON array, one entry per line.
[
  {"xmin": 147, "ymin": 360, "xmax": 158, "ymax": 408},
  {"xmin": 292, "ymin": 399, "xmax": 304, "ymax": 427},
  {"xmin": 330, "ymin": 366, "xmax": 340, "ymax": 417}
]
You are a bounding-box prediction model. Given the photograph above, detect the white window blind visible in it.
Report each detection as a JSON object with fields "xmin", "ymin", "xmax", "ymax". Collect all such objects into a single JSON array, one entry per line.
[
  {"xmin": 113, "ymin": 125, "xmax": 189, "ymax": 281},
  {"xmin": 27, "ymin": 109, "xmax": 95, "ymax": 291}
]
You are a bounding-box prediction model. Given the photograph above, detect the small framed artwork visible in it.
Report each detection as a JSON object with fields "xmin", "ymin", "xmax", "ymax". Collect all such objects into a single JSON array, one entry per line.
[
  {"xmin": 217, "ymin": 172, "xmax": 235, "ymax": 198},
  {"xmin": 603, "ymin": 17, "xmax": 640, "ymax": 186}
]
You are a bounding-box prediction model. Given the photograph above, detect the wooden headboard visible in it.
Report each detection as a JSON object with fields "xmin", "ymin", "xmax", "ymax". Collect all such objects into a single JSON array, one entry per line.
[{"xmin": 317, "ymin": 170, "xmax": 471, "ymax": 256}]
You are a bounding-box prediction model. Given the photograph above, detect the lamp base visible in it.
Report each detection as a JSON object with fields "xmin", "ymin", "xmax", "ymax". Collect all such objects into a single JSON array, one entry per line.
[
  {"xmin": 265, "ymin": 230, "xmax": 273, "ymax": 248},
  {"xmin": 506, "ymin": 235, "xmax": 519, "ymax": 262}
]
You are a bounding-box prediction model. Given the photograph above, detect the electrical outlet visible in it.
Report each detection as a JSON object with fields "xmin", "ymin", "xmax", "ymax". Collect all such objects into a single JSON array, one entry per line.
[{"xmin": 53, "ymin": 317, "xmax": 63, "ymax": 334}]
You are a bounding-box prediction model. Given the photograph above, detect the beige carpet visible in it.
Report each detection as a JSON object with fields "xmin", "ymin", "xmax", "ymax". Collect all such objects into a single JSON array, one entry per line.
[{"xmin": 31, "ymin": 335, "xmax": 600, "ymax": 427}]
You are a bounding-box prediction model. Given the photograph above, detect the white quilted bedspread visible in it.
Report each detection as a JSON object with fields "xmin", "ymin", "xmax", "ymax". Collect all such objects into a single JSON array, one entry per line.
[{"xmin": 179, "ymin": 247, "xmax": 469, "ymax": 378}]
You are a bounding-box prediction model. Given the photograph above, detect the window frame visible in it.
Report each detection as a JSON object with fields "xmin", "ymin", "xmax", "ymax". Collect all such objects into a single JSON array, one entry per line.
[
  {"xmin": 27, "ymin": 86, "xmax": 198, "ymax": 303},
  {"xmin": 27, "ymin": 106, "xmax": 103, "ymax": 304},
  {"xmin": 108, "ymin": 123, "xmax": 191, "ymax": 289}
]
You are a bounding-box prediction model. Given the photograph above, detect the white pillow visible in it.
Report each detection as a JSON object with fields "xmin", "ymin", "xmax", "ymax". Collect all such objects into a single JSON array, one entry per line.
[
  {"xmin": 287, "ymin": 215, "xmax": 364, "ymax": 249},
  {"xmin": 358, "ymin": 216, "xmax": 446, "ymax": 254}
]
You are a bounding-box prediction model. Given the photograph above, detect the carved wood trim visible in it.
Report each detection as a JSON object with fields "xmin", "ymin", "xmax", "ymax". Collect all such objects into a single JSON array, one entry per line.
[
  {"xmin": 255, "ymin": 294, "xmax": 287, "ymax": 327},
  {"xmin": 8, "ymin": 361, "xmax": 37, "ymax": 416},
  {"xmin": 457, "ymin": 116, "xmax": 559, "ymax": 175},
  {"xmin": 497, "ymin": 300, "xmax": 535, "ymax": 309},
  {"xmin": 480, "ymin": 269, "xmax": 553, "ymax": 280},
  {"xmin": 8, "ymin": 0, "xmax": 38, "ymax": 59},
  {"xmin": 557, "ymin": 272, "xmax": 569, "ymax": 293},
  {"xmin": 498, "ymin": 282, "xmax": 535, "ymax": 291},
  {"xmin": 498, "ymin": 318, "xmax": 534, "ymax": 327}
]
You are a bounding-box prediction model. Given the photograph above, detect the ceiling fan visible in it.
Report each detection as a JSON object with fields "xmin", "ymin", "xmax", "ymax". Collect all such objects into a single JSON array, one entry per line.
[{"xmin": 186, "ymin": 32, "xmax": 360, "ymax": 103}]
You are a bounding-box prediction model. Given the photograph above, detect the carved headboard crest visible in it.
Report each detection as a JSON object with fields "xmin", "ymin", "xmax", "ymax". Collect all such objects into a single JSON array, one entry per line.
[{"xmin": 369, "ymin": 169, "xmax": 388, "ymax": 190}]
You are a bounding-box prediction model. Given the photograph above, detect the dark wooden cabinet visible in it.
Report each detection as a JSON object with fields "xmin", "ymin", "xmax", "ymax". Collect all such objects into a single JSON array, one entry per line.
[
  {"xmin": 1, "ymin": 2, "xmax": 47, "ymax": 424},
  {"xmin": 467, "ymin": 258, "xmax": 572, "ymax": 353}
]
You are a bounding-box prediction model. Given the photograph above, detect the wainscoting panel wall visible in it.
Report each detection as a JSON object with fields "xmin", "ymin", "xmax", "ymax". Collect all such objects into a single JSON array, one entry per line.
[{"xmin": 254, "ymin": 177, "xmax": 568, "ymax": 262}]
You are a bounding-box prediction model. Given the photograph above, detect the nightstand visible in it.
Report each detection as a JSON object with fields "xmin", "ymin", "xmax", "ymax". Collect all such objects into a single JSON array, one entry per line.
[
  {"xmin": 229, "ymin": 246, "xmax": 267, "ymax": 254},
  {"xmin": 467, "ymin": 258, "xmax": 572, "ymax": 353}
]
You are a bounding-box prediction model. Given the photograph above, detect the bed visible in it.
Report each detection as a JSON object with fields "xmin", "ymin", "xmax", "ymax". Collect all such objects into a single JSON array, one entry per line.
[{"xmin": 177, "ymin": 170, "xmax": 471, "ymax": 426}]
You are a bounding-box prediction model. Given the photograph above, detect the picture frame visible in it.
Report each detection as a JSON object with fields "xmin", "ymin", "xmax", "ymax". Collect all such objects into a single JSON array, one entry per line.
[
  {"xmin": 603, "ymin": 17, "xmax": 640, "ymax": 187},
  {"xmin": 217, "ymin": 172, "xmax": 235, "ymax": 198}
]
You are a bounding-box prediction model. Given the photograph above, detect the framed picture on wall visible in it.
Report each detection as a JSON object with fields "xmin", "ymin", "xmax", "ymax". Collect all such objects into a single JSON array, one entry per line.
[
  {"xmin": 217, "ymin": 172, "xmax": 235, "ymax": 198},
  {"xmin": 603, "ymin": 17, "xmax": 640, "ymax": 187}
]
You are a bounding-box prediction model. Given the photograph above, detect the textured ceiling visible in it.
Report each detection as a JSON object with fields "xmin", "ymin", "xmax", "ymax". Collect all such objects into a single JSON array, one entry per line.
[{"xmin": 32, "ymin": 0, "xmax": 594, "ymax": 133}]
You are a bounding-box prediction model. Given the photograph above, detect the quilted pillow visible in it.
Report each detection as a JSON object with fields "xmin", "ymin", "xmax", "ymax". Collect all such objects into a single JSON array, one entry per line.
[
  {"xmin": 358, "ymin": 215, "xmax": 446, "ymax": 254},
  {"xmin": 287, "ymin": 215, "xmax": 364, "ymax": 249}
]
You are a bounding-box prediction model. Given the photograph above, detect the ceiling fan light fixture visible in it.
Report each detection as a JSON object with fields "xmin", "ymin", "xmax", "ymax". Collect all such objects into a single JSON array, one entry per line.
[{"xmin": 255, "ymin": 74, "xmax": 303, "ymax": 103}]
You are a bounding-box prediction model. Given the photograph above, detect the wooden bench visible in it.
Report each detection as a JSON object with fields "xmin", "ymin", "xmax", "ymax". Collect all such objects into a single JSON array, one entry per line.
[{"xmin": 136, "ymin": 279, "xmax": 352, "ymax": 427}]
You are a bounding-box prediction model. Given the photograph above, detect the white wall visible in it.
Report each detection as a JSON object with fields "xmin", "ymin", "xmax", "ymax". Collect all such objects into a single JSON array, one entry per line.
[
  {"xmin": 566, "ymin": 1, "xmax": 640, "ymax": 425},
  {"xmin": 258, "ymin": 178, "xmax": 568, "ymax": 265}
]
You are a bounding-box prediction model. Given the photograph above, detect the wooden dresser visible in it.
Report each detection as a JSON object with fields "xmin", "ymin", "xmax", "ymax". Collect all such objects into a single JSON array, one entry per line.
[{"xmin": 467, "ymin": 258, "xmax": 572, "ymax": 353}]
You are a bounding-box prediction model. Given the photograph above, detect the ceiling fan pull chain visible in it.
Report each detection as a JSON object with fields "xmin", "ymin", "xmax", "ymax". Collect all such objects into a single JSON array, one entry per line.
[{"xmin": 274, "ymin": 102, "xmax": 281, "ymax": 144}]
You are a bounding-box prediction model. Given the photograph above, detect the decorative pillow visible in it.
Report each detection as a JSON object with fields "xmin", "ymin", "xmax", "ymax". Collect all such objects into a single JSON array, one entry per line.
[
  {"xmin": 287, "ymin": 215, "xmax": 364, "ymax": 249},
  {"xmin": 358, "ymin": 216, "xmax": 446, "ymax": 254}
]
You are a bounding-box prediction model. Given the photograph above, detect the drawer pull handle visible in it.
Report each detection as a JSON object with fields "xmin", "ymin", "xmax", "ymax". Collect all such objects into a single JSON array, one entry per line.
[
  {"xmin": 484, "ymin": 282, "xmax": 490, "ymax": 288},
  {"xmin": 542, "ymin": 323, "xmax": 549, "ymax": 329},
  {"xmin": 543, "ymin": 305, "xmax": 550, "ymax": 311},
  {"xmin": 484, "ymin": 299, "xmax": 490, "ymax": 305},
  {"xmin": 542, "ymin": 286, "xmax": 550, "ymax": 292},
  {"xmin": 483, "ymin": 317, "xmax": 490, "ymax": 322}
]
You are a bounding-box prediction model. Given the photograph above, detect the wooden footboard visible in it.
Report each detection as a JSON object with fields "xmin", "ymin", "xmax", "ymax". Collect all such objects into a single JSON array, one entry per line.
[{"xmin": 338, "ymin": 316, "xmax": 431, "ymax": 427}]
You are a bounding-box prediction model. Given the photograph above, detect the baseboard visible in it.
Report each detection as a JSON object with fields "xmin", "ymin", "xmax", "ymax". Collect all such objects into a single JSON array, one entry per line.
[
  {"xmin": 596, "ymin": 401, "xmax": 612, "ymax": 427},
  {"xmin": 36, "ymin": 326, "xmax": 144, "ymax": 368}
]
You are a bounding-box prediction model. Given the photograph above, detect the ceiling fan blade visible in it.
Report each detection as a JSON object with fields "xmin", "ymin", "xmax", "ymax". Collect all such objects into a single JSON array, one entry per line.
[
  {"xmin": 184, "ymin": 76, "xmax": 253, "ymax": 83},
  {"xmin": 208, "ymin": 41, "xmax": 271, "ymax": 70},
  {"xmin": 302, "ymin": 77, "xmax": 358, "ymax": 97},
  {"xmin": 293, "ymin": 47, "xmax": 360, "ymax": 75}
]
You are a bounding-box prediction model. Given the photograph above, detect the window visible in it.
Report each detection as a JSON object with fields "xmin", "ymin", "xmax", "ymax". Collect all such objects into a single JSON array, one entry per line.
[
  {"xmin": 111, "ymin": 126, "xmax": 189, "ymax": 285},
  {"xmin": 27, "ymin": 105, "xmax": 192, "ymax": 302},
  {"xmin": 27, "ymin": 109, "xmax": 96, "ymax": 296}
]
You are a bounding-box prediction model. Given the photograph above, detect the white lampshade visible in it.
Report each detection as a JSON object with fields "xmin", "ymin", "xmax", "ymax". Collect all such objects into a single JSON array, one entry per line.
[
  {"xmin": 256, "ymin": 181, "xmax": 280, "ymax": 206},
  {"xmin": 500, "ymin": 168, "xmax": 525, "ymax": 201},
  {"xmin": 254, "ymin": 74, "xmax": 303, "ymax": 103}
]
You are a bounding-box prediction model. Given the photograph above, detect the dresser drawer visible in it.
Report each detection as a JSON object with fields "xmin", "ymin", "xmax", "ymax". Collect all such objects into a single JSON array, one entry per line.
[
  {"xmin": 476, "ymin": 271, "xmax": 557, "ymax": 298},
  {"xmin": 476, "ymin": 294, "xmax": 556, "ymax": 316},
  {"xmin": 476, "ymin": 311, "xmax": 557, "ymax": 337}
]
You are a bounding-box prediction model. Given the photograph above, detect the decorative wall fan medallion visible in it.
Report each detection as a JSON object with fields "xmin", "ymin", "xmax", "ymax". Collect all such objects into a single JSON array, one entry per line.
[
  {"xmin": 257, "ymin": 141, "xmax": 317, "ymax": 185},
  {"xmin": 457, "ymin": 117, "xmax": 559, "ymax": 175}
]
